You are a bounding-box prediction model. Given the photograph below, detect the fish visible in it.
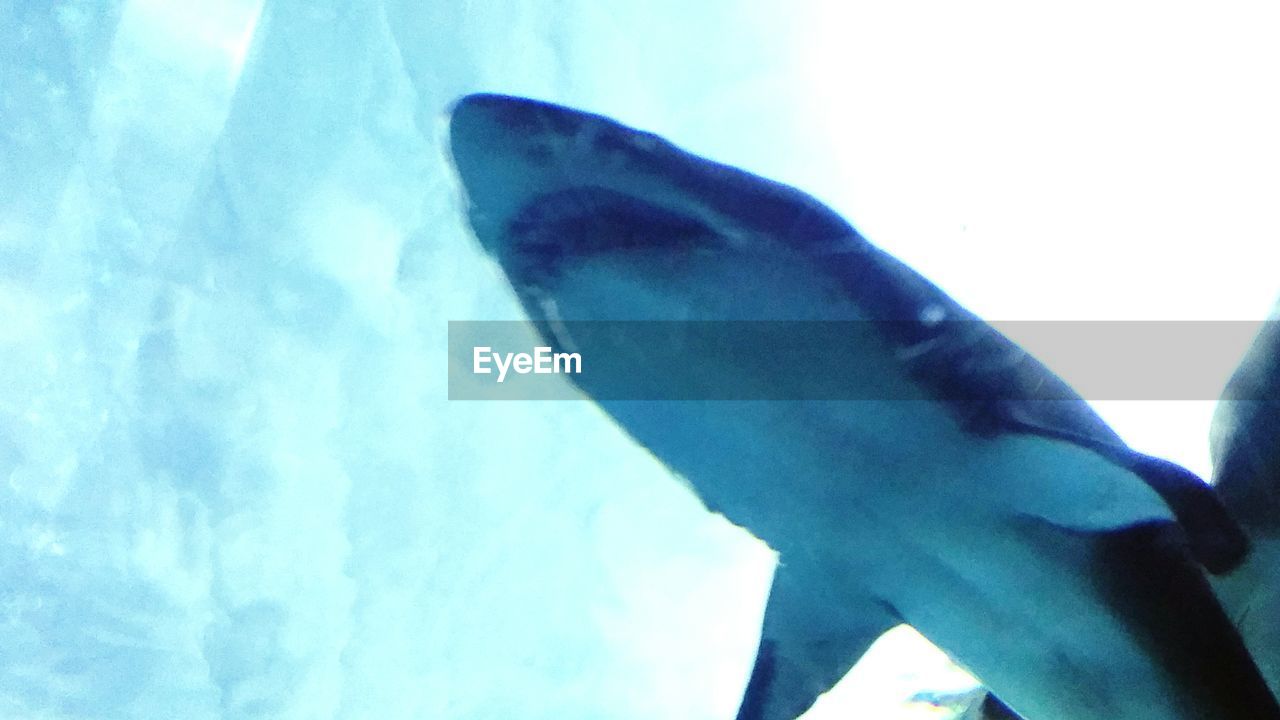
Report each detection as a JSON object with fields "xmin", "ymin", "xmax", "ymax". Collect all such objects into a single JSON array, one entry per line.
[
  {"xmin": 447, "ymin": 92, "xmax": 1278, "ymax": 720},
  {"xmin": 1211, "ymin": 307, "xmax": 1280, "ymax": 698}
]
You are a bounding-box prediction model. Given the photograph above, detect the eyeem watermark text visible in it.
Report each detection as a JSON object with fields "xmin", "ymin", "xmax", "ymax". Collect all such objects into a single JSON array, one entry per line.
[
  {"xmin": 450, "ymin": 320, "xmax": 1274, "ymax": 400},
  {"xmin": 473, "ymin": 346, "xmax": 582, "ymax": 383}
]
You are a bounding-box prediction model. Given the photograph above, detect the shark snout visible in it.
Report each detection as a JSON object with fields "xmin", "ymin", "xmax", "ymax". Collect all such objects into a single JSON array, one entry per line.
[
  {"xmin": 449, "ymin": 94, "xmax": 562, "ymax": 253},
  {"xmin": 450, "ymin": 93, "xmax": 586, "ymax": 174},
  {"xmin": 450, "ymin": 94, "xmax": 616, "ymax": 261},
  {"xmin": 449, "ymin": 94, "xmax": 686, "ymax": 259}
]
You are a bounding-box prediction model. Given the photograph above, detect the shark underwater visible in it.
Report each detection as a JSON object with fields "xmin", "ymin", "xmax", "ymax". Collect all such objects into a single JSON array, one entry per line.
[
  {"xmin": 447, "ymin": 93, "xmax": 1280, "ymax": 720},
  {"xmin": 1211, "ymin": 308, "xmax": 1280, "ymax": 699}
]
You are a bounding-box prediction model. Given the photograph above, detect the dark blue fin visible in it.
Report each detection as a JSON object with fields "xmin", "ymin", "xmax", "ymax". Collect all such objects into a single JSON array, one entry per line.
[
  {"xmin": 736, "ymin": 561, "xmax": 897, "ymax": 720},
  {"xmin": 1002, "ymin": 414, "xmax": 1249, "ymax": 573}
]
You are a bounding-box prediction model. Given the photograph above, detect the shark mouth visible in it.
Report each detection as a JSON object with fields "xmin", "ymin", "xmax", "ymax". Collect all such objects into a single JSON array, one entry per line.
[{"xmin": 502, "ymin": 185, "xmax": 718, "ymax": 289}]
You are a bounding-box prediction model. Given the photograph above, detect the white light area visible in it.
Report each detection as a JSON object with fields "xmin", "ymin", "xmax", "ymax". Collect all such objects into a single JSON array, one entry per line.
[
  {"xmin": 89, "ymin": 0, "xmax": 267, "ymax": 234},
  {"xmin": 792, "ymin": 0, "xmax": 1280, "ymax": 320},
  {"xmin": 786, "ymin": 0, "xmax": 1280, "ymax": 457},
  {"xmin": 303, "ymin": 189, "xmax": 406, "ymax": 328},
  {"xmin": 590, "ymin": 490, "xmax": 777, "ymax": 719},
  {"xmin": 119, "ymin": 0, "xmax": 265, "ymax": 84},
  {"xmin": 1091, "ymin": 401, "xmax": 1220, "ymax": 478},
  {"xmin": 0, "ymin": 278, "xmax": 48, "ymax": 348},
  {"xmin": 805, "ymin": 626, "xmax": 983, "ymax": 719},
  {"xmin": 224, "ymin": 4, "xmax": 263, "ymax": 78}
]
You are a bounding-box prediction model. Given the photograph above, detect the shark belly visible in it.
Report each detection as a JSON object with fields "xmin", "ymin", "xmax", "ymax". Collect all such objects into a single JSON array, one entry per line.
[{"xmin": 605, "ymin": 391, "xmax": 1245, "ymax": 719}]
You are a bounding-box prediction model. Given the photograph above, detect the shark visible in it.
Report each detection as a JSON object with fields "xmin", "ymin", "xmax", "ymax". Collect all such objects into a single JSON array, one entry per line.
[
  {"xmin": 1211, "ymin": 309, "xmax": 1280, "ymax": 699},
  {"xmin": 447, "ymin": 92, "xmax": 1280, "ymax": 720}
]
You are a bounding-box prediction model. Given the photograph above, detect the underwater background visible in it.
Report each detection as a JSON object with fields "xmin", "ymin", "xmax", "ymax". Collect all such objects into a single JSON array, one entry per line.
[{"xmin": 2, "ymin": 1, "xmax": 1277, "ymax": 718}]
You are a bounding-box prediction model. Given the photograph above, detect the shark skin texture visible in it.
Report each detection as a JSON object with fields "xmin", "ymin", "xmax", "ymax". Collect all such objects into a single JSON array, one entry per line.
[
  {"xmin": 447, "ymin": 93, "xmax": 1280, "ymax": 720},
  {"xmin": 1211, "ymin": 309, "xmax": 1280, "ymax": 699}
]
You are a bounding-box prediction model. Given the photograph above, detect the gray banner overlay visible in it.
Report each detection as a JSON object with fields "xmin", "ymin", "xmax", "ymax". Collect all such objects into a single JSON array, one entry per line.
[{"xmin": 448, "ymin": 320, "xmax": 1275, "ymax": 401}]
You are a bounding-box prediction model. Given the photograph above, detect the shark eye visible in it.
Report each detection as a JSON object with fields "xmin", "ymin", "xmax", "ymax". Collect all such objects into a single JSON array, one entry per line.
[{"xmin": 507, "ymin": 186, "xmax": 716, "ymax": 258}]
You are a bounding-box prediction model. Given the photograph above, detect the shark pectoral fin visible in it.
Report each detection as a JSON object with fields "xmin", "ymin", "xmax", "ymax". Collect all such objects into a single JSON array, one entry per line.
[
  {"xmin": 736, "ymin": 561, "xmax": 897, "ymax": 720},
  {"xmin": 1001, "ymin": 409, "xmax": 1249, "ymax": 573},
  {"xmin": 1119, "ymin": 452, "xmax": 1250, "ymax": 573}
]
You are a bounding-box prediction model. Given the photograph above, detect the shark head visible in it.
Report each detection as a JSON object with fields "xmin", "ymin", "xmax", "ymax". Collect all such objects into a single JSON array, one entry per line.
[{"xmin": 448, "ymin": 93, "xmax": 869, "ymax": 325}]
